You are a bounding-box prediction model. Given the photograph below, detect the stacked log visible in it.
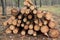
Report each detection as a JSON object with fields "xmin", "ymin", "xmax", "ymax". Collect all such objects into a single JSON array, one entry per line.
[{"xmin": 3, "ymin": 0, "xmax": 59, "ymax": 38}]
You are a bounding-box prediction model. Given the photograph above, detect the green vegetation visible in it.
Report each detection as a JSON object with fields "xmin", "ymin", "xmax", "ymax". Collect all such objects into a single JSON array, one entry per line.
[{"xmin": 39, "ymin": 6, "xmax": 60, "ymax": 16}]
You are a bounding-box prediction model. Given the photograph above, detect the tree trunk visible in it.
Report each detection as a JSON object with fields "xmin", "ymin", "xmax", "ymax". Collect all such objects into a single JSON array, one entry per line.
[
  {"xmin": 40, "ymin": 0, "xmax": 42, "ymax": 7},
  {"xmin": 1, "ymin": 0, "xmax": 6, "ymax": 15},
  {"xmin": 18, "ymin": 0, "xmax": 20, "ymax": 8}
]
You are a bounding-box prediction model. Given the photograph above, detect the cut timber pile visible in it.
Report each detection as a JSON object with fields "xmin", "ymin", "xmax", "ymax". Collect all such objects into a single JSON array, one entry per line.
[{"xmin": 3, "ymin": 0, "xmax": 59, "ymax": 38}]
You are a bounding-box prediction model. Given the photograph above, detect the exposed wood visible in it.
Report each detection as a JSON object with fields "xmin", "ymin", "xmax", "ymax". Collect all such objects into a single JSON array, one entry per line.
[
  {"xmin": 34, "ymin": 25, "xmax": 40, "ymax": 31},
  {"xmin": 41, "ymin": 26, "xmax": 49, "ymax": 33},
  {"xmin": 21, "ymin": 30, "xmax": 26, "ymax": 36},
  {"xmin": 49, "ymin": 29, "xmax": 59, "ymax": 38},
  {"xmin": 9, "ymin": 25, "xmax": 15, "ymax": 30},
  {"xmin": 28, "ymin": 29, "xmax": 34, "ymax": 35},
  {"xmin": 5, "ymin": 28, "xmax": 12, "ymax": 34},
  {"xmin": 48, "ymin": 21, "xmax": 56, "ymax": 28},
  {"xmin": 13, "ymin": 28, "xmax": 19, "ymax": 34}
]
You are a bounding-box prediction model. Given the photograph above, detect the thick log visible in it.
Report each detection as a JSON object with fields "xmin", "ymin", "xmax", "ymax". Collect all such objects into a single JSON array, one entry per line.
[
  {"xmin": 49, "ymin": 29, "xmax": 59, "ymax": 38},
  {"xmin": 41, "ymin": 26, "xmax": 49, "ymax": 33},
  {"xmin": 48, "ymin": 20, "xmax": 56, "ymax": 29}
]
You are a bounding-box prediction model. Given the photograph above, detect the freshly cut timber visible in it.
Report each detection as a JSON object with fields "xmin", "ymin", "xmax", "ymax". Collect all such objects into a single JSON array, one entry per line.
[
  {"xmin": 11, "ymin": 8, "xmax": 18, "ymax": 16},
  {"xmin": 9, "ymin": 25, "xmax": 15, "ymax": 30},
  {"xmin": 48, "ymin": 20, "xmax": 56, "ymax": 28},
  {"xmin": 3, "ymin": 0, "xmax": 59, "ymax": 38},
  {"xmin": 41, "ymin": 26, "xmax": 49, "ymax": 33},
  {"xmin": 49, "ymin": 29, "xmax": 59, "ymax": 38},
  {"xmin": 5, "ymin": 28, "xmax": 12, "ymax": 34},
  {"xmin": 21, "ymin": 30, "xmax": 26, "ymax": 36},
  {"xmin": 13, "ymin": 28, "xmax": 19, "ymax": 34},
  {"xmin": 28, "ymin": 29, "xmax": 34, "ymax": 35},
  {"xmin": 34, "ymin": 25, "xmax": 40, "ymax": 31}
]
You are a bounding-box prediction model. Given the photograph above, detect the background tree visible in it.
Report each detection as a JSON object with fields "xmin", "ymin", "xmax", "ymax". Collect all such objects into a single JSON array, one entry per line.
[{"xmin": 1, "ymin": 0, "xmax": 6, "ymax": 15}]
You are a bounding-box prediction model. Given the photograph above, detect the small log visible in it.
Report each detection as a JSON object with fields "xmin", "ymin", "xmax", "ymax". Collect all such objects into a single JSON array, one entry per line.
[
  {"xmin": 49, "ymin": 29, "xmax": 59, "ymax": 38},
  {"xmin": 9, "ymin": 25, "xmax": 15, "ymax": 30},
  {"xmin": 28, "ymin": 15, "xmax": 32, "ymax": 19},
  {"xmin": 5, "ymin": 28, "xmax": 12, "ymax": 34},
  {"xmin": 17, "ymin": 23, "xmax": 20, "ymax": 27},
  {"xmin": 13, "ymin": 28, "xmax": 19, "ymax": 34},
  {"xmin": 21, "ymin": 23, "xmax": 25, "ymax": 27},
  {"xmin": 39, "ymin": 20, "xmax": 42, "ymax": 27},
  {"xmin": 24, "ymin": 25, "xmax": 29, "ymax": 30},
  {"xmin": 34, "ymin": 25, "xmax": 40, "ymax": 31},
  {"xmin": 33, "ymin": 9, "xmax": 37, "ymax": 14},
  {"xmin": 41, "ymin": 26, "xmax": 49, "ymax": 33},
  {"xmin": 17, "ymin": 20, "xmax": 21, "ymax": 24},
  {"xmin": 43, "ymin": 20, "xmax": 48, "ymax": 25},
  {"xmin": 23, "ymin": 18, "xmax": 27, "ymax": 22},
  {"xmin": 12, "ymin": 19, "xmax": 17, "ymax": 26},
  {"xmin": 29, "ymin": 24, "xmax": 33, "ymax": 29},
  {"xmin": 21, "ymin": 30, "xmax": 26, "ymax": 36},
  {"xmin": 18, "ymin": 15, "xmax": 22, "ymax": 20},
  {"xmin": 3, "ymin": 21, "xmax": 8, "ymax": 26},
  {"xmin": 30, "ymin": 6, "xmax": 35, "ymax": 10},
  {"xmin": 34, "ymin": 19, "xmax": 39, "ymax": 24},
  {"xmin": 33, "ymin": 31, "xmax": 37, "ymax": 36},
  {"xmin": 25, "ymin": 9, "xmax": 30, "ymax": 14},
  {"xmin": 28, "ymin": 29, "xmax": 34, "ymax": 35},
  {"xmin": 26, "ymin": 21, "xmax": 30, "ymax": 25}
]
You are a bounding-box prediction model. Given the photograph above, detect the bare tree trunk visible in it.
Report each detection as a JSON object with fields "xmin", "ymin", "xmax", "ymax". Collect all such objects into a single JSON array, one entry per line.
[
  {"xmin": 18, "ymin": 0, "xmax": 20, "ymax": 8},
  {"xmin": 40, "ymin": 0, "xmax": 42, "ymax": 7},
  {"xmin": 34, "ymin": 0, "xmax": 37, "ymax": 5},
  {"xmin": 1, "ymin": 0, "xmax": 6, "ymax": 16}
]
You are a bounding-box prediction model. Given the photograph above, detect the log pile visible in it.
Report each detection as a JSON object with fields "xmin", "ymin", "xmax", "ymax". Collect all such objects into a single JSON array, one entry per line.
[{"xmin": 3, "ymin": 0, "xmax": 59, "ymax": 38}]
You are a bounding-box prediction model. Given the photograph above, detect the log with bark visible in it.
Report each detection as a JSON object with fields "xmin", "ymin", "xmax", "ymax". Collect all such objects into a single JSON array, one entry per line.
[{"xmin": 3, "ymin": 0, "xmax": 59, "ymax": 38}]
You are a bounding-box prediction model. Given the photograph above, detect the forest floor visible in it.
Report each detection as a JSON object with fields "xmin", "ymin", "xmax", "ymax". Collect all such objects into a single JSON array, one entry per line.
[{"xmin": 0, "ymin": 6, "xmax": 60, "ymax": 40}]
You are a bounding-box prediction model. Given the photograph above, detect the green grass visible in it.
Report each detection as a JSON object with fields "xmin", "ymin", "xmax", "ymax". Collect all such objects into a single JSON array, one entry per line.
[{"xmin": 39, "ymin": 6, "xmax": 60, "ymax": 16}]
